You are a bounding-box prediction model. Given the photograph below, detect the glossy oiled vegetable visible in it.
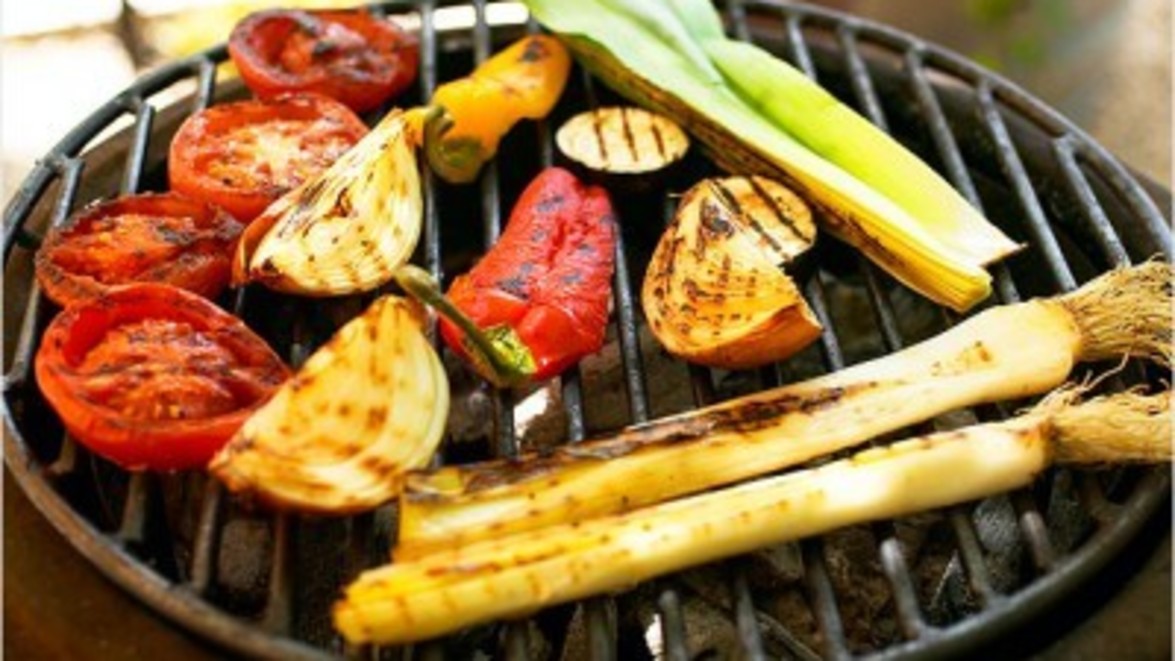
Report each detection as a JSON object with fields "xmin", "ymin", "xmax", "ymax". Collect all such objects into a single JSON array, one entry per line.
[
  {"xmin": 336, "ymin": 388, "xmax": 1171, "ymax": 644},
  {"xmin": 209, "ymin": 296, "xmax": 448, "ymax": 513},
  {"xmin": 35, "ymin": 284, "xmax": 289, "ymax": 471},
  {"xmin": 400, "ymin": 167, "xmax": 616, "ymax": 386},
  {"xmin": 642, "ymin": 176, "xmax": 820, "ymax": 368},
  {"xmin": 233, "ymin": 107, "xmax": 426, "ymax": 296},
  {"xmin": 35, "ymin": 192, "xmax": 243, "ymax": 307},
  {"xmin": 523, "ymin": 0, "xmax": 1021, "ymax": 311},
  {"xmin": 395, "ymin": 263, "xmax": 1172, "ymax": 556},
  {"xmin": 426, "ymin": 35, "xmax": 571, "ymax": 184},
  {"xmin": 228, "ymin": 8, "xmax": 419, "ymax": 114}
]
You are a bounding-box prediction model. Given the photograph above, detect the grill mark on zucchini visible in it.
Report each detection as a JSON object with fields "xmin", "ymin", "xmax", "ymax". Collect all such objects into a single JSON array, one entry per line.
[
  {"xmin": 591, "ymin": 111, "xmax": 610, "ymax": 163},
  {"xmin": 619, "ymin": 106, "xmax": 639, "ymax": 163}
]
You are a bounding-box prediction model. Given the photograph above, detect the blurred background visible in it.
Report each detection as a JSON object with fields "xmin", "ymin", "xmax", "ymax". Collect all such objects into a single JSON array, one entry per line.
[{"xmin": 1, "ymin": 0, "xmax": 1171, "ymax": 203}]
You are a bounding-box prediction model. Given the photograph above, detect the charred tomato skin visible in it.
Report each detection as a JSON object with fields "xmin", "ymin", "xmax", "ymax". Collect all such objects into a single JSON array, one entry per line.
[
  {"xmin": 34, "ymin": 192, "xmax": 243, "ymax": 308},
  {"xmin": 34, "ymin": 283, "xmax": 290, "ymax": 471},
  {"xmin": 168, "ymin": 93, "xmax": 368, "ymax": 222},
  {"xmin": 228, "ymin": 8, "xmax": 419, "ymax": 114}
]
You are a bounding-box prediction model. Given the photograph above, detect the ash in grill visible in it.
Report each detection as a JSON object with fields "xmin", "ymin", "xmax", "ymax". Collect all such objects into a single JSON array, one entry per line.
[{"xmin": 2, "ymin": 1, "xmax": 1171, "ymax": 660}]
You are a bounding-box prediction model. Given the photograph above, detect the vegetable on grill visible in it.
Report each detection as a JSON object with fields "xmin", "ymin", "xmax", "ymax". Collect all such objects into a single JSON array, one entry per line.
[
  {"xmin": 336, "ymin": 387, "xmax": 1172, "ymax": 645},
  {"xmin": 34, "ymin": 283, "xmax": 290, "ymax": 471},
  {"xmin": 522, "ymin": 0, "xmax": 1022, "ymax": 311},
  {"xmin": 425, "ymin": 35, "xmax": 571, "ymax": 184},
  {"xmin": 398, "ymin": 167, "xmax": 616, "ymax": 387},
  {"xmin": 555, "ymin": 106, "xmax": 690, "ymax": 178},
  {"xmin": 232, "ymin": 106, "xmax": 427, "ymax": 296},
  {"xmin": 395, "ymin": 262, "xmax": 1172, "ymax": 557},
  {"xmin": 228, "ymin": 8, "xmax": 419, "ymax": 114},
  {"xmin": 209, "ymin": 295, "xmax": 449, "ymax": 513},
  {"xmin": 169, "ymin": 93, "xmax": 369, "ymax": 222},
  {"xmin": 34, "ymin": 192, "xmax": 243, "ymax": 307},
  {"xmin": 642, "ymin": 175, "xmax": 821, "ymax": 368}
]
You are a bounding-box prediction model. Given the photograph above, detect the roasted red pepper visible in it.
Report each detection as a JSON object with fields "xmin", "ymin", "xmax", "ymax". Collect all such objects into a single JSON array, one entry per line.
[{"xmin": 397, "ymin": 167, "xmax": 616, "ymax": 386}]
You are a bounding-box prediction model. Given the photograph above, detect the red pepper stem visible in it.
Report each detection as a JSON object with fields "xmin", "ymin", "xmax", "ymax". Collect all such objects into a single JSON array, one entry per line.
[{"xmin": 394, "ymin": 265, "xmax": 533, "ymax": 387}]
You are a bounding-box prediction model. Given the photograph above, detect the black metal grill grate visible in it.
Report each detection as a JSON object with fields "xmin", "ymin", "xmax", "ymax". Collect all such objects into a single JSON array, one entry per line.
[{"xmin": 3, "ymin": 1, "xmax": 1170, "ymax": 659}]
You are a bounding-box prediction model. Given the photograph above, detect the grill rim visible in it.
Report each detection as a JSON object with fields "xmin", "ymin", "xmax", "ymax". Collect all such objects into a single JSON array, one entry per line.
[{"xmin": 3, "ymin": 1, "xmax": 1171, "ymax": 659}]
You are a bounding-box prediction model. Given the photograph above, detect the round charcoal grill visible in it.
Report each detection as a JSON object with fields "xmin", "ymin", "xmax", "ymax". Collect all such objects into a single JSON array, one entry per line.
[{"xmin": 3, "ymin": 1, "xmax": 1171, "ymax": 659}]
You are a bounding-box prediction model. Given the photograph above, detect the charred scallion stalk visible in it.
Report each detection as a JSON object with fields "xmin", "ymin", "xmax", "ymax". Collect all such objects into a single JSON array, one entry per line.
[
  {"xmin": 337, "ymin": 388, "xmax": 1171, "ymax": 645},
  {"xmin": 396, "ymin": 262, "xmax": 1172, "ymax": 557}
]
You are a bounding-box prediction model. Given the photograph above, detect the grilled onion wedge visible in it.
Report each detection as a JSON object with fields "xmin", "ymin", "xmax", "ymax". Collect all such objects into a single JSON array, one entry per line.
[
  {"xmin": 209, "ymin": 295, "xmax": 449, "ymax": 513},
  {"xmin": 556, "ymin": 106, "xmax": 689, "ymax": 176},
  {"xmin": 232, "ymin": 107, "xmax": 428, "ymax": 296},
  {"xmin": 643, "ymin": 175, "xmax": 821, "ymax": 368}
]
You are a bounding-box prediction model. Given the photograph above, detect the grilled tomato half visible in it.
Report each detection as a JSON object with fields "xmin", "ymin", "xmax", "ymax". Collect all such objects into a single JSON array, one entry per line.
[
  {"xmin": 168, "ymin": 93, "xmax": 368, "ymax": 222},
  {"xmin": 34, "ymin": 283, "xmax": 290, "ymax": 471},
  {"xmin": 228, "ymin": 8, "xmax": 419, "ymax": 113},
  {"xmin": 34, "ymin": 192, "xmax": 243, "ymax": 308}
]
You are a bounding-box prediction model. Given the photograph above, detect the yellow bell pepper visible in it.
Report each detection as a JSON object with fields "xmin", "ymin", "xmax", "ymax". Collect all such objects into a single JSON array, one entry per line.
[{"xmin": 425, "ymin": 35, "xmax": 571, "ymax": 183}]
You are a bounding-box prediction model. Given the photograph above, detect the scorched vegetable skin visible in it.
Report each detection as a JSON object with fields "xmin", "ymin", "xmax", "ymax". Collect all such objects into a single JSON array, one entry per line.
[
  {"xmin": 34, "ymin": 192, "xmax": 243, "ymax": 307},
  {"xmin": 34, "ymin": 284, "xmax": 290, "ymax": 471},
  {"xmin": 437, "ymin": 167, "xmax": 616, "ymax": 385},
  {"xmin": 228, "ymin": 9, "xmax": 419, "ymax": 113}
]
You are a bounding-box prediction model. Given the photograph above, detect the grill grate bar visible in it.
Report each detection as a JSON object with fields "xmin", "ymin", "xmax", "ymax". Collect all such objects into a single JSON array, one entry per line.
[
  {"xmin": 727, "ymin": 0, "xmax": 752, "ymax": 41},
  {"xmin": 260, "ymin": 317, "xmax": 319, "ymax": 637},
  {"xmin": 187, "ymin": 476, "xmax": 224, "ymax": 595},
  {"xmin": 119, "ymin": 100, "xmax": 155, "ymax": 195},
  {"xmin": 730, "ymin": 565, "xmax": 768, "ymax": 661},
  {"xmin": 191, "ymin": 58, "xmax": 218, "ymax": 111},
  {"xmin": 903, "ymin": 50, "xmax": 982, "ymax": 208},
  {"xmin": 186, "ymin": 289, "xmax": 248, "ymax": 595},
  {"xmin": 9, "ymin": 157, "xmax": 85, "ymax": 478},
  {"xmin": 879, "ymin": 539, "xmax": 929, "ymax": 639},
  {"xmin": 4, "ymin": 167, "xmax": 57, "ymax": 258},
  {"xmin": 945, "ymin": 507, "xmax": 1000, "ymax": 605},
  {"xmin": 802, "ymin": 539, "xmax": 851, "ymax": 661},
  {"xmin": 1073, "ymin": 138, "xmax": 1173, "ymax": 259},
  {"xmin": 657, "ymin": 589, "xmax": 690, "ymax": 661},
  {"xmin": 1051, "ymin": 137, "xmax": 1131, "ymax": 267},
  {"xmin": 783, "ymin": 13, "xmax": 815, "ymax": 80},
  {"xmin": 796, "ymin": 280, "xmax": 851, "ymax": 659},
  {"xmin": 977, "ymin": 83, "xmax": 1077, "ymax": 291},
  {"xmin": 419, "ymin": 0, "xmax": 442, "ymax": 285},
  {"xmin": 263, "ymin": 512, "xmax": 296, "ymax": 634},
  {"xmin": 1011, "ymin": 491, "xmax": 1058, "ymax": 572},
  {"xmin": 833, "ymin": 23, "xmax": 996, "ymax": 638},
  {"xmin": 116, "ymin": 473, "xmax": 153, "ymax": 546}
]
